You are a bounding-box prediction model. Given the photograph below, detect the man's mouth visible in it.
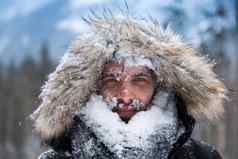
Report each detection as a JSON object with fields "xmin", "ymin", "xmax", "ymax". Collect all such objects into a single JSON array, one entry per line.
[
  {"xmin": 109, "ymin": 102, "xmax": 149, "ymax": 123},
  {"xmin": 120, "ymin": 105, "xmax": 134, "ymax": 110},
  {"xmin": 113, "ymin": 105, "xmax": 137, "ymax": 122},
  {"xmin": 112, "ymin": 104, "xmax": 136, "ymax": 112}
]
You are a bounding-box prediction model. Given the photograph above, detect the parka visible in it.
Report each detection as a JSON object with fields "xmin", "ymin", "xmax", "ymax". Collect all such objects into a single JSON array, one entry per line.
[{"xmin": 31, "ymin": 14, "xmax": 226, "ymax": 159}]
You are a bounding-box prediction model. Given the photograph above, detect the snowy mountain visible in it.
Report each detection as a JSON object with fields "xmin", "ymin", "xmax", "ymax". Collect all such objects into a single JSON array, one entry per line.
[{"xmin": 0, "ymin": 0, "xmax": 235, "ymax": 64}]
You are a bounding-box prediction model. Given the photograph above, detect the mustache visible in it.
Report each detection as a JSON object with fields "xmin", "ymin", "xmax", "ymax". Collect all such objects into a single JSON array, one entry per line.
[{"xmin": 105, "ymin": 97, "xmax": 146, "ymax": 111}]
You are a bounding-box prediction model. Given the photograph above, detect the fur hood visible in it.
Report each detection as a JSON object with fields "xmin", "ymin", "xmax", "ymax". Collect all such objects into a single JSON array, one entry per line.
[{"xmin": 31, "ymin": 15, "xmax": 226, "ymax": 141}]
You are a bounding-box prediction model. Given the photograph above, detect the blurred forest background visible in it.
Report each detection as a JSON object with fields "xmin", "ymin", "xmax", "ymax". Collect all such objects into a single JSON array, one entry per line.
[{"xmin": 0, "ymin": 0, "xmax": 237, "ymax": 159}]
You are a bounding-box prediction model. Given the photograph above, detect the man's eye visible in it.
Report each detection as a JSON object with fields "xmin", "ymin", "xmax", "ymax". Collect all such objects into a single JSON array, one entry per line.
[
  {"xmin": 103, "ymin": 77, "xmax": 116, "ymax": 81},
  {"xmin": 107, "ymin": 79, "xmax": 118, "ymax": 83},
  {"xmin": 133, "ymin": 76, "xmax": 147, "ymax": 81},
  {"xmin": 103, "ymin": 78, "xmax": 119, "ymax": 85}
]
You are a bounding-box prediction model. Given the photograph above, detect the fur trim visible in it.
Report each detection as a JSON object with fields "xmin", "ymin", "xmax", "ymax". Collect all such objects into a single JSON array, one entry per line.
[{"xmin": 30, "ymin": 15, "xmax": 227, "ymax": 141}]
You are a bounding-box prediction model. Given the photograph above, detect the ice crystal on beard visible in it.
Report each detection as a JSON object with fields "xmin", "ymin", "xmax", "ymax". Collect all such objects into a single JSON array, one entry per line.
[
  {"xmin": 131, "ymin": 99, "xmax": 145, "ymax": 111},
  {"xmin": 106, "ymin": 96, "xmax": 118, "ymax": 110},
  {"xmin": 106, "ymin": 97, "xmax": 145, "ymax": 111}
]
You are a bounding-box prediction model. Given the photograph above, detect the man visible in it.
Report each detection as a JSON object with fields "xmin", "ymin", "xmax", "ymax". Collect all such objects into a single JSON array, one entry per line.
[{"xmin": 31, "ymin": 15, "xmax": 226, "ymax": 159}]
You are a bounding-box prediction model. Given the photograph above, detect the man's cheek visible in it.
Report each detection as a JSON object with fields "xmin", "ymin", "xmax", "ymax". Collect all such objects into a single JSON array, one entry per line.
[
  {"xmin": 139, "ymin": 94, "xmax": 153, "ymax": 106},
  {"xmin": 102, "ymin": 89, "xmax": 117, "ymax": 100}
]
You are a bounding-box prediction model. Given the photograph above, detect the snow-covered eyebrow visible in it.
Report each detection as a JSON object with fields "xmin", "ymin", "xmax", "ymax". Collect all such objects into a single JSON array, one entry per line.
[
  {"xmin": 133, "ymin": 67, "xmax": 154, "ymax": 76},
  {"xmin": 134, "ymin": 69, "xmax": 158, "ymax": 83},
  {"xmin": 133, "ymin": 72, "xmax": 152, "ymax": 78},
  {"xmin": 102, "ymin": 72, "xmax": 118, "ymax": 79}
]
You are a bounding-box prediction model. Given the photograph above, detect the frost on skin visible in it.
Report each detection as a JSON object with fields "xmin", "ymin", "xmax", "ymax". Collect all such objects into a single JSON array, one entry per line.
[
  {"xmin": 78, "ymin": 93, "xmax": 178, "ymax": 159},
  {"xmin": 100, "ymin": 53, "xmax": 158, "ymax": 122}
]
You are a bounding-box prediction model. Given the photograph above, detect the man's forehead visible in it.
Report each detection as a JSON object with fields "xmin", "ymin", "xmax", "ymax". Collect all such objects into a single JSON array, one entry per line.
[{"xmin": 102, "ymin": 62, "xmax": 153, "ymax": 76}]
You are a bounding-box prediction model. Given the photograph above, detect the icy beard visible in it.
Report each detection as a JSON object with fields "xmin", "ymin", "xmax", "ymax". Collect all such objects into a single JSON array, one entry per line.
[
  {"xmin": 79, "ymin": 90, "xmax": 179, "ymax": 159},
  {"xmin": 105, "ymin": 97, "xmax": 145, "ymax": 112}
]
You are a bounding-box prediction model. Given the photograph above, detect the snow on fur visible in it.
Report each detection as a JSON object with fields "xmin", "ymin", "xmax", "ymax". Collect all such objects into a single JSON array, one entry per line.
[
  {"xmin": 113, "ymin": 52, "xmax": 156, "ymax": 71},
  {"xmin": 30, "ymin": 14, "xmax": 227, "ymax": 141}
]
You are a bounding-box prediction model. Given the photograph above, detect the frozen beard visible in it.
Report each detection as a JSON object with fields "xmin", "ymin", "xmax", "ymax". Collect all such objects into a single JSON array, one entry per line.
[
  {"xmin": 106, "ymin": 97, "xmax": 145, "ymax": 111},
  {"xmin": 78, "ymin": 90, "xmax": 178, "ymax": 159}
]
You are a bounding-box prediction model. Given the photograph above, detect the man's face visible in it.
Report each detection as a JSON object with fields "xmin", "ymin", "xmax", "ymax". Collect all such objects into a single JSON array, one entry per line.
[{"xmin": 100, "ymin": 61, "xmax": 156, "ymax": 122}]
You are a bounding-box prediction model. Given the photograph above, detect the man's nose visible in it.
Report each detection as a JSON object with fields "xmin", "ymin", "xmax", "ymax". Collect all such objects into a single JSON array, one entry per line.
[{"xmin": 118, "ymin": 83, "xmax": 134, "ymax": 104}]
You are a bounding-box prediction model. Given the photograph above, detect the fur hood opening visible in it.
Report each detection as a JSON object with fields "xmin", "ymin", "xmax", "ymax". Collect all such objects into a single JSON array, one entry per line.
[{"xmin": 30, "ymin": 15, "xmax": 227, "ymax": 142}]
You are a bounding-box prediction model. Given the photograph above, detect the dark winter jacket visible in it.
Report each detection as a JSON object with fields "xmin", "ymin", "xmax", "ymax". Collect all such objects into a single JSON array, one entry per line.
[
  {"xmin": 38, "ymin": 115, "xmax": 222, "ymax": 159},
  {"xmin": 31, "ymin": 14, "xmax": 226, "ymax": 159},
  {"xmin": 38, "ymin": 139, "xmax": 222, "ymax": 159}
]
